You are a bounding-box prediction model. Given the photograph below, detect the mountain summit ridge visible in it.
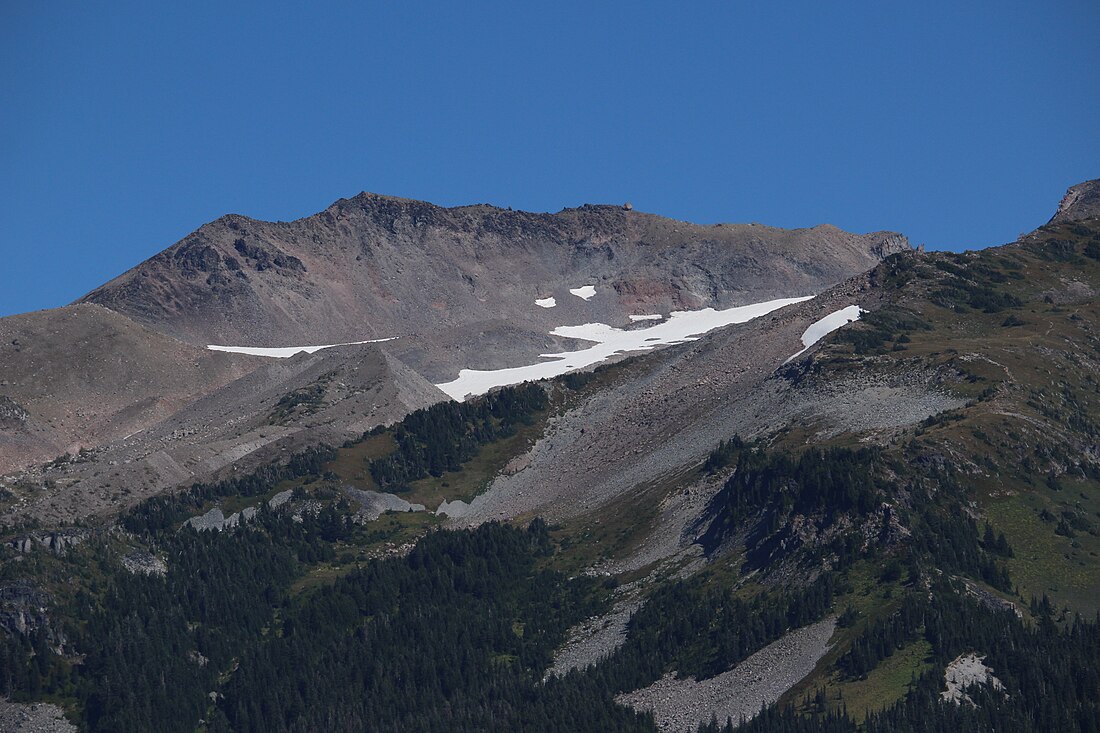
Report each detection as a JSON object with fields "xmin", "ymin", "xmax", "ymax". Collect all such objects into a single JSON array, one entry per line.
[
  {"xmin": 77, "ymin": 190, "xmax": 909, "ymax": 352},
  {"xmin": 1050, "ymin": 178, "xmax": 1100, "ymax": 224}
]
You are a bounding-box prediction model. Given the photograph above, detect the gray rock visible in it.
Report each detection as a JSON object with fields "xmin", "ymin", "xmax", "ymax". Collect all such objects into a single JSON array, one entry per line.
[
  {"xmin": 186, "ymin": 507, "xmax": 227, "ymax": 531},
  {"xmin": 0, "ymin": 699, "xmax": 76, "ymax": 732},
  {"xmin": 617, "ymin": 617, "xmax": 837, "ymax": 731},
  {"xmin": 268, "ymin": 489, "xmax": 293, "ymax": 508},
  {"xmin": 121, "ymin": 550, "xmax": 168, "ymax": 576},
  {"xmin": 343, "ymin": 487, "xmax": 425, "ymax": 521}
]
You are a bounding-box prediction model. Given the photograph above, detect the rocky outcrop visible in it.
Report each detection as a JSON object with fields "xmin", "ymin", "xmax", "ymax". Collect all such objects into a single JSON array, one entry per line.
[
  {"xmin": 1049, "ymin": 179, "xmax": 1100, "ymax": 224},
  {"xmin": 0, "ymin": 396, "xmax": 29, "ymax": 430},
  {"xmin": 8, "ymin": 529, "xmax": 90, "ymax": 555},
  {"xmin": 186, "ymin": 506, "xmax": 258, "ymax": 532},
  {"xmin": 0, "ymin": 581, "xmax": 49, "ymax": 635},
  {"xmin": 941, "ymin": 653, "xmax": 1006, "ymax": 705},
  {"xmin": 342, "ymin": 487, "xmax": 425, "ymax": 521}
]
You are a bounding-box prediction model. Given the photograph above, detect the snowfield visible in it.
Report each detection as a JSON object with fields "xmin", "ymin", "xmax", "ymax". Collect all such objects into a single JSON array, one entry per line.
[
  {"xmin": 206, "ymin": 337, "xmax": 398, "ymax": 358},
  {"xmin": 629, "ymin": 314, "xmax": 664, "ymax": 322},
  {"xmin": 784, "ymin": 305, "xmax": 863, "ymax": 363},
  {"xmin": 534, "ymin": 297, "xmax": 557, "ymax": 308},
  {"xmin": 436, "ymin": 296, "xmax": 812, "ymax": 400},
  {"xmin": 569, "ymin": 285, "xmax": 597, "ymax": 300}
]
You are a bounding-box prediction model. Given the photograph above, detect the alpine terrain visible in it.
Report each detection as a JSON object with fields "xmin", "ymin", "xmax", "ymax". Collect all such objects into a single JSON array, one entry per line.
[{"xmin": 2, "ymin": 181, "xmax": 1100, "ymax": 733}]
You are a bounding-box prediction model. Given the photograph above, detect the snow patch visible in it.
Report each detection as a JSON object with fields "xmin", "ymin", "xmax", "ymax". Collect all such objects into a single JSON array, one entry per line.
[
  {"xmin": 784, "ymin": 305, "xmax": 863, "ymax": 363},
  {"xmin": 206, "ymin": 337, "xmax": 398, "ymax": 358},
  {"xmin": 629, "ymin": 314, "xmax": 663, "ymax": 322},
  {"xmin": 535, "ymin": 297, "xmax": 557, "ymax": 308},
  {"xmin": 436, "ymin": 296, "xmax": 812, "ymax": 401},
  {"xmin": 569, "ymin": 285, "xmax": 597, "ymax": 300}
]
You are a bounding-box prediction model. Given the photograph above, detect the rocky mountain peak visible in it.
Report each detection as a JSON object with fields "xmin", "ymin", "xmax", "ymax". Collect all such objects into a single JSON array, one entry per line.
[
  {"xmin": 1049, "ymin": 178, "xmax": 1100, "ymax": 224},
  {"xmin": 75, "ymin": 191, "xmax": 907, "ymax": 350}
]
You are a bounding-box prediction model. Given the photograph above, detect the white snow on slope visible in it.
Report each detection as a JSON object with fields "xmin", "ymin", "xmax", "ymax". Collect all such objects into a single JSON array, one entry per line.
[
  {"xmin": 206, "ymin": 337, "xmax": 398, "ymax": 358},
  {"xmin": 569, "ymin": 285, "xmax": 597, "ymax": 300},
  {"xmin": 784, "ymin": 305, "xmax": 863, "ymax": 363},
  {"xmin": 629, "ymin": 314, "xmax": 663, "ymax": 322},
  {"xmin": 436, "ymin": 296, "xmax": 812, "ymax": 401},
  {"xmin": 535, "ymin": 297, "xmax": 557, "ymax": 308}
]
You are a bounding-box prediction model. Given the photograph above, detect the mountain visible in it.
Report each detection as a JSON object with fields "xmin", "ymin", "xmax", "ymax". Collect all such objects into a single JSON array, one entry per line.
[
  {"xmin": 0, "ymin": 193, "xmax": 905, "ymax": 517},
  {"xmin": 1050, "ymin": 178, "xmax": 1100, "ymax": 224},
  {"xmin": 2, "ymin": 181, "xmax": 1099, "ymax": 733},
  {"xmin": 78, "ymin": 194, "xmax": 907, "ymax": 376},
  {"xmin": 6, "ymin": 342, "xmax": 446, "ymax": 524}
]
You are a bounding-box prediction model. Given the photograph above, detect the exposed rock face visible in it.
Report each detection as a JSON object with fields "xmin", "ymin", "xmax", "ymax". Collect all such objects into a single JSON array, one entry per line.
[
  {"xmin": 79, "ymin": 193, "xmax": 910, "ymax": 355},
  {"xmin": 1049, "ymin": 179, "xmax": 1100, "ymax": 224},
  {"xmin": 0, "ymin": 581, "xmax": 53, "ymax": 639},
  {"xmin": 0, "ymin": 396, "xmax": 29, "ymax": 430},
  {"xmin": 8, "ymin": 529, "xmax": 90, "ymax": 555}
]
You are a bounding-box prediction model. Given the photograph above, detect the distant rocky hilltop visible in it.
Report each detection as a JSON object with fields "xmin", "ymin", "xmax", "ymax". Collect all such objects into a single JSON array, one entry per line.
[
  {"xmin": 1049, "ymin": 178, "xmax": 1100, "ymax": 224},
  {"xmin": 79, "ymin": 193, "xmax": 909, "ymax": 350}
]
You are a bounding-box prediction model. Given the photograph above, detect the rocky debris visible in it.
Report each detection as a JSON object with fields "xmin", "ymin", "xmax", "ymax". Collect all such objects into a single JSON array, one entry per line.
[
  {"xmin": 617, "ymin": 617, "xmax": 837, "ymax": 731},
  {"xmin": 121, "ymin": 550, "xmax": 168, "ymax": 576},
  {"xmin": 941, "ymin": 653, "xmax": 1006, "ymax": 704},
  {"xmin": 597, "ymin": 473, "xmax": 726, "ymax": 579},
  {"xmin": 268, "ymin": 489, "xmax": 293, "ymax": 508},
  {"xmin": 453, "ymin": 286, "xmax": 965, "ymax": 529},
  {"xmin": 0, "ymin": 303, "xmax": 261, "ymax": 479},
  {"xmin": 187, "ymin": 507, "xmax": 229, "ymax": 531},
  {"xmin": 342, "ymin": 487, "xmax": 425, "ymax": 521},
  {"xmin": 364, "ymin": 541, "xmax": 418, "ymax": 560},
  {"xmin": 0, "ymin": 699, "xmax": 76, "ymax": 733},
  {"xmin": 1039, "ymin": 279, "xmax": 1096, "ymax": 305},
  {"xmin": 548, "ymin": 596, "xmax": 642, "ymax": 677},
  {"xmin": 435, "ymin": 498, "xmax": 470, "ymax": 518}
]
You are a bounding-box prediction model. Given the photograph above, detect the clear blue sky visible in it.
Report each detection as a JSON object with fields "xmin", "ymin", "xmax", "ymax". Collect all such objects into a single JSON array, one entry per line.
[{"xmin": 2, "ymin": 1, "xmax": 1098, "ymax": 317}]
